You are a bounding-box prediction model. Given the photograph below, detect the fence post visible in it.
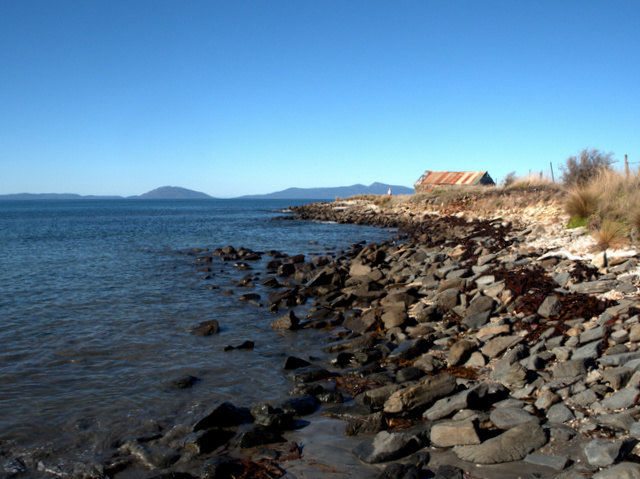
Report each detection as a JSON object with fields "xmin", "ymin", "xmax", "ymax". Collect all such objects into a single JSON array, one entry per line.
[{"xmin": 550, "ymin": 162, "xmax": 555, "ymax": 183}]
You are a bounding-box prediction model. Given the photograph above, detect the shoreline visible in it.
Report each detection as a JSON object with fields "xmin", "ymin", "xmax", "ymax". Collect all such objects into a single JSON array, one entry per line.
[{"xmin": 15, "ymin": 199, "xmax": 640, "ymax": 479}]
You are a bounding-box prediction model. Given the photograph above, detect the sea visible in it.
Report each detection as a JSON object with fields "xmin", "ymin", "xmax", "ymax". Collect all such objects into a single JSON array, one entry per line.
[{"xmin": 0, "ymin": 199, "xmax": 395, "ymax": 477}]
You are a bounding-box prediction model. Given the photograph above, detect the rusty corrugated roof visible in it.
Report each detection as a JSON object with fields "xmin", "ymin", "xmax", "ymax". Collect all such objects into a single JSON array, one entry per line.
[{"xmin": 415, "ymin": 171, "xmax": 489, "ymax": 187}]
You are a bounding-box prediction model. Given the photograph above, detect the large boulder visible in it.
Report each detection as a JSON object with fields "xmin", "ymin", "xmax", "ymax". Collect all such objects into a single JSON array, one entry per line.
[
  {"xmin": 454, "ymin": 424, "xmax": 547, "ymax": 464},
  {"xmin": 384, "ymin": 373, "xmax": 457, "ymax": 414}
]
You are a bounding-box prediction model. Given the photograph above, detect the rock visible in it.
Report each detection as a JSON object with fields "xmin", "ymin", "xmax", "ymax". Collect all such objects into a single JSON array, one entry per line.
[
  {"xmin": 592, "ymin": 462, "xmax": 640, "ymax": 479},
  {"xmin": 500, "ymin": 363, "xmax": 530, "ymax": 391},
  {"xmin": 489, "ymin": 407, "xmax": 539, "ymax": 429},
  {"xmin": 524, "ymin": 453, "xmax": 568, "ymax": 471},
  {"xmin": 547, "ymin": 403, "xmax": 576, "ymax": 423},
  {"xmin": 286, "ymin": 367, "xmax": 331, "ymax": 383},
  {"xmin": 553, "ymin": 358, "xmax": 593, "ymax": 379},
  {"xmin": 434, "ymin": 465, "xmax": 464, "ymax": 479},
  {"xmin": 123, "ymin": 441, "xmax": 181, "ymax": 469},
  {"xmin": 193, "ymin": 402, "xmax": 251, "ymax": 431},
  {"xmin": 344, "ymin": 308, "xmax": 380, "ymax": 334},
  {"xmin": 584, "ymin": 437, "xmax": 637, "ymax": 467},
  {"xmin": 430, "ymin": 418, "xmax": 482, "ymax": 447},
  {"xmin": 283, "ymin": 356, "xmax": 312, "ymax": 370},
  {"xmin": 387, "ymin": 338, "xmax": 432, "ymax": 361},
  {"xmin": 192, "ymin": 320, "xmax": 220, "ymax": 336},
  {"xmin": 276, "ymin": 395, "xmax": 318, "ymax": 416},
  {"xmin": 481, "ymin": 336, "xmax": 523, "ymax": 358},
  {"xmin": 353, "ymin": 430, "xmax": 422, "ymax": 464},
  {"xmin": 447, "ymin": 340, "xmax": 476, "ymax": 367},
  {"xmin": 601, "ymin": 385, "xmax": 640, "ymax": 411},
  {"xmin": 199, "ymin": 457, "xmax": 245, "ymax": 479},
  {"xmin": 602, "ymin": 367, "xmax": 633, "ymax": 390},
  {"xmin": 384, "ymin": 373, "xmax": 457, "ymax": 414},
  {"xmin": 271, "ymin": 310, "xmax": 300, "ymax": 330},
  {"xmin": 569, "ymin": 280, "xmax": 620, "ymax": 294},
  {"xmin": 223, "ymin": 340, "xmax": 254, "ymax": 351},
  {"xmin": 454, "ymin": 423, "xmax": 547, "ymax": 464},
  {"xmin": 166, "ymin": 374, "xmax": 198, "ymax": 389},
  {"xmin": 465, "ymin": 295, "xmax": 495, "ymax": 317},
  {"xmin": 572, "ymin": 340, "xmax": 603, "ymax": 360},
  {"xmin": 537, "ymin": 295, "xmax": 563, "ymax": 318},
  {"xmin": 424, "ymin": 383, "xmax": 508, "ymax": 421},
  {"xmin": 382, "ymin": 307, "xmax": 408, "ymax": 329},
  {"xmin": 183, "ymin": 429, "xmax": 234, "ymax": 455},
  {"xmin": 236, "ymin": 425, "xmax": 285, "ymax": 448},
  {"xmin": 375, "ymin": 462, "xmax": 421, "ymax": 479}
]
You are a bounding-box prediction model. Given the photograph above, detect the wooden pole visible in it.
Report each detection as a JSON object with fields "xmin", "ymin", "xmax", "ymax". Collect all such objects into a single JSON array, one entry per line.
[
  {"xmin": 625, "ymin": 154, "xmax": 629, "ymax": 176},
  {"xmin": 550, "ymin": 162, "xmax": 555, "ymax": 183}
]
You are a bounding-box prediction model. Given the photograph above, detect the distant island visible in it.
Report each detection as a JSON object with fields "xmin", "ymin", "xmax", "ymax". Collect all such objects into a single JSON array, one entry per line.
[{"xmin": 0, "ymin": 182, "xmax": 414, "ymax": 200}]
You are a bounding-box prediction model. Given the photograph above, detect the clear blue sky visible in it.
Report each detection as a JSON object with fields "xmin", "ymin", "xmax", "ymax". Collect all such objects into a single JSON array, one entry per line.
[{"xmin": 1, "ymin": 1, "xmax": 638, "ymax": 197}]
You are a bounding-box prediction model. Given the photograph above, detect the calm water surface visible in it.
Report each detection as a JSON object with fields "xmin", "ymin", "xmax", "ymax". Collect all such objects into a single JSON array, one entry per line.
[{"xmin": 0, "ymin": 199, "xmax": 394, "ymax": 475}]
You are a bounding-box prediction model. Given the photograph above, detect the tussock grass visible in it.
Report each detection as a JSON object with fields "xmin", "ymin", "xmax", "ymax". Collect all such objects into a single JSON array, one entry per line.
[
  {"xmin": 564, "ymin": 187, "xmax": 598, "ymax": 219},
  {"xmin": 595, "ymin": 219, "xmax": 628, "ymax": 250}
]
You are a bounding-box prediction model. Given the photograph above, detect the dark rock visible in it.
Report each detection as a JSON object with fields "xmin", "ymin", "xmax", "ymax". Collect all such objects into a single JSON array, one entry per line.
[
  {"xmin": 434, "ymin": 465, "xmax": 464, "ymax": 479},
  {"xmin": 283, "ymin": 356, "xmax": 312, "ymax": 370},
  {"xmin": 193, "ymin": 402, "xmax": 252, "ymax": 431},
  {"xmin": 223, "ymin": 341, "xmax": 254, "ymax": 351},
  {"xmin": 387, "ymin": 338, "xmax": 432, "ymax": 361},
  {"xmin": 236, "ymin": 425, "xmax": 285, "ymax": 448},
  {"xmin": 344, "ymin": 412, "xmax": 386, "ymax": 436},
  {"xmin": 271, "ymin": 310, "xmax": 300, "ymax": 330},
  {"xmin": 166, "ymin": 374, "xmax": 199, "ymax": 389},
  {"xmin": 192, "ymin": 320, "xmax": 220, "ymax": 336},
  {"xmin": 183, "ymin": 429, "xmax": 234, "ymax": 455},
  {"xmin": 286, "ymin": 366, "xmax": 332, "ymax": 383},
  {"xmin": 276, "ymin": 395, "xmax": 318, "ymax": 416},
  {"xmin": 344, "ymin": 308, "xmax": 380, "ymax": 334},
  {"xmin": 375, "ymin": 462, "xmax": 420, "ymax": 479},
  {"xmin": 537, "ymin": 295, "xmax": 563, "ymax": 318},
  {"xmin": 585, "ymin": 437, "xmax": 637, "ymax": 467},
  {"xmin": 448, "ymin": 340, "xmax": 476, "ymax": 366}
]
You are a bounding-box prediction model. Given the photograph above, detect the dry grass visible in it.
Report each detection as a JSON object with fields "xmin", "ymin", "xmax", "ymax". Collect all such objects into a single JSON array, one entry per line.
[
  {"xmin": 507, "ymin": 173, "xmax": 558, "ymax": 190},
  {"xmin": 564, "ymin": 187, "xmax": 598, "ymax": 219},
  {"xmin": 595, "ymin": 219, "xmax": 628, "ymax": 250}
]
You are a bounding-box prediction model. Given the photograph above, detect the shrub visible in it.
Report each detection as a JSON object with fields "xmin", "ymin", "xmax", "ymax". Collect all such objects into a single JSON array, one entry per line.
[
  {"xmin": 501, "ymin": 171, "xmax": 517, "ymax": 187},
  {"xmin": 507, "ymin": 173, "xmax": 556, "ymax": 189},
  {"xmin": 560, "ymin": 148, "xmax": 615, "ymax": 186}
]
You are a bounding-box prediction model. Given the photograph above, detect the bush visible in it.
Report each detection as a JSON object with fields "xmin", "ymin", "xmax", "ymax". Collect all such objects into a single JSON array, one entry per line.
[
  {"xmin": 501, "ymin": 171, "xmax": 517, "ymax": 187},
  {"xmin": 560, "ymin": 148, "xmax": 615, "ymax": 186}
]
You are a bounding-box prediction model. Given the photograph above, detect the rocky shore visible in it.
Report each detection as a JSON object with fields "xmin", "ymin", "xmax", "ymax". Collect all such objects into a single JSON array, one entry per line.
[{"xmin": 89, "ymin": 199, "xmax": 640, "ymax": 479}]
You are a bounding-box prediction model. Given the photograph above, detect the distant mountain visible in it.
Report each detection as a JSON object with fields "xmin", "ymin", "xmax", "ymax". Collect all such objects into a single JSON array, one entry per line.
[
  {"xmin": 238, "ymin": 182, "xmax": 414, "ymax": 200},
  {"xmin": 134, "ymin": 186, "xmax": 213, "ymax": 200},
  {"xmin": 0, "ymin": 186, "xmax": 213, "ymax": 200}
]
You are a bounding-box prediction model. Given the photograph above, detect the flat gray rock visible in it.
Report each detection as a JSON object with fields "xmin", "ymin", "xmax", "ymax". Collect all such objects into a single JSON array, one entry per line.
[
  {"xmin": 584, "ymin": 437, "xmax": 631, "ymax": 467},
  {"xmin": 430, "ymin": 418, "xmax": 482, "ymax": 448},
  {"xmin": 569, "ymin": 280, "xmax": 618, "ymax": 294},
  {"xmin": 490, "ymin": 407, "xmax": 539, "ymax": 430},
  {"xmin": 524, "ymin": 453, "xmax": 569, "ymax": 471},
  {"xmin": 454, "ymin": 423, "xmax": 547, "ymax": 464},
  {"xmin": 547, "ymin": 403, "xmax": 576, "ymax": 423},
  {"xmin": 601, "ymin": 385, "xmax": 640, "ymax": 411},
  {"xmin": 481, "ymin": 335, "xmax": 523, "ymax": 359}
]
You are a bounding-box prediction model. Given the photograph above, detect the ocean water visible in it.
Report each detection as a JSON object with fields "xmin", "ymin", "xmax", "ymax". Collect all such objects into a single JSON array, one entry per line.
[{"xmin": 0, "ymin": 199, "xmax": 393, "ymax": 475}]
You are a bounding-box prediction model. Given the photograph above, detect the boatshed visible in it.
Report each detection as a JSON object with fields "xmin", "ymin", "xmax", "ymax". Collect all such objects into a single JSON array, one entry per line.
[{"xmin": 414, "ymin": 171, "xmax": 495, "ymax": 194}]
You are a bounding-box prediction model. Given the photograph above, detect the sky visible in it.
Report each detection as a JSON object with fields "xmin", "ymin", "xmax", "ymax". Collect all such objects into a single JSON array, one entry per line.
[{"xmin": 1, "ymin": 1, "xmax": 639, "ymax": 198}]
